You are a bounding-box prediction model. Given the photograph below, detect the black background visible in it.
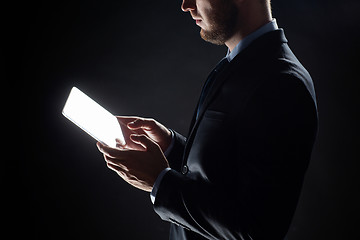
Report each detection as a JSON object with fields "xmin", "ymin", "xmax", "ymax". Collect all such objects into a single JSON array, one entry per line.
[{"xmin": 5, "ymin": 0, "xmax": 360, "ymax": 239}]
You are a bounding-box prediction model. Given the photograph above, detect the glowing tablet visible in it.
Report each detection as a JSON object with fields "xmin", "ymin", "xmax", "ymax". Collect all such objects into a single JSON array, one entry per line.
[{"xmin": 62, "ymin": 87, "xmax": 125, "ymax": 148}]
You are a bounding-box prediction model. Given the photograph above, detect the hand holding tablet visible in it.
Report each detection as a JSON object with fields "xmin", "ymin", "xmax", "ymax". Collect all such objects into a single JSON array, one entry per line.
[{"xmin": 62, "ymin": 87, "xmax": 172, "ymax": 193}]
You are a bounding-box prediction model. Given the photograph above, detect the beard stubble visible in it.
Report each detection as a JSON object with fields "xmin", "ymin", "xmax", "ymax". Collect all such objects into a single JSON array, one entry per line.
[{"xmin": 200, "ymin": 0, "xmax": 238, "ymax": 45}]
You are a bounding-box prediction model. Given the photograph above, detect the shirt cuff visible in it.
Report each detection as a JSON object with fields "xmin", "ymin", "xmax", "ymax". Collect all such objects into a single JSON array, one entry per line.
[{"xmin": 150, "ymin": 168, "xmax": 171, "ymax": 204}]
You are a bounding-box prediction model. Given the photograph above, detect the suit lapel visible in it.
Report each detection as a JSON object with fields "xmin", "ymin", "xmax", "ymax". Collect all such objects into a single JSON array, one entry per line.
[
  {"xmin": 182, "ymin": 62, "xmax": 238, "ymax": 163},
  {"xmin": 182, "ymin": 29, "xmax": 288, "ymax": 163}
]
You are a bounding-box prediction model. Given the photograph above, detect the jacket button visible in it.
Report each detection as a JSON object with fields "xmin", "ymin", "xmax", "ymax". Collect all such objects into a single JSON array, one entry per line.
[
  {"xmin": 181, "ymin": 165, "xmax": 189, "ymax": 175},
  {"xmin": 181, "ymin": 165, "xmax": 188, "ymax": 175}
]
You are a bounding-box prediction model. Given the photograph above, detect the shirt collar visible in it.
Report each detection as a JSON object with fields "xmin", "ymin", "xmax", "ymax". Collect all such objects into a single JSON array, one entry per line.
[{"xmin": 226, "ymin": 18, "xmax": 279, "ymax": 62}]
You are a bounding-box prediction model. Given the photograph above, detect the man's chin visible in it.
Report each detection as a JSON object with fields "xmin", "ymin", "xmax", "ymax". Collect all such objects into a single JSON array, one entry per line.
[{"xmin": 200, "ymin": 29, "xmax": 226, "ymax": 46}]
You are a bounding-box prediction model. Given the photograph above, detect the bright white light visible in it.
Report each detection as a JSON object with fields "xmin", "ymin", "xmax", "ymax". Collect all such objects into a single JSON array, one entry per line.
[{"xmin": 62, "ymin": 87, "xmax": 125, "ymax": 148}]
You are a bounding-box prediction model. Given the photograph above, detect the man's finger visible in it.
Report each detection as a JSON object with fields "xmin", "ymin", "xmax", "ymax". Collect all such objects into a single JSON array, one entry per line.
[
  {"xmin": 97, "ymin": 142, "xmax": 117, "ymax": 157},
  {"xmin": 97, "ymin": 142, "xmax": 132, "ymax": 159},
  {"xmin": 105, "ymin": 156, "xmax": 128, "ymax": 171},
  {"xmin": 115, "ymin": 116, "xmax": 137, "ymax": 127},
  {"xmin": 107, "ymin": 162, "xmax": 127, "ymax": 178},
  {"xmin": 127, "ymin": 118, "xmax": 156, "ymax": 131},
  {"xmin": 130, "ymin": 134, "xmax": 159, "ymax": 152}
]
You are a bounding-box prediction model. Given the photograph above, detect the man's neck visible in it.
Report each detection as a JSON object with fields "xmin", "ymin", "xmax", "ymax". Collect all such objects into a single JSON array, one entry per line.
[{"xmin": 225, "ymin": 8, "xmax": 272, "ymax": 52}]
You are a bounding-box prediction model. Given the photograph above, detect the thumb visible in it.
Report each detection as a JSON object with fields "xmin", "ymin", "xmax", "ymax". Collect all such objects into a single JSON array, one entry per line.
[{"xmin": 130, "ymin": 134, "xmax": 159, "ymax": 151}]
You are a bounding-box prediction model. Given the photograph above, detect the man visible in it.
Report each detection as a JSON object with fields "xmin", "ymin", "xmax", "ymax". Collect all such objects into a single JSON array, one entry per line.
[{"xmin": 97, "ymin": 0, "xmax": 318, "ymax": 239}]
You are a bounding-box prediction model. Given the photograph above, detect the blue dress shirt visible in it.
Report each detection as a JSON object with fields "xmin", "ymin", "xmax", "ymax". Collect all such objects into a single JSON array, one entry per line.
[
  {"xmin": 226, "ymin": 19, "xmax": 278, "ymax": 62},
  {"xmin": 150, "ymin": 19, "xmax": 279, "ymax": 204}
]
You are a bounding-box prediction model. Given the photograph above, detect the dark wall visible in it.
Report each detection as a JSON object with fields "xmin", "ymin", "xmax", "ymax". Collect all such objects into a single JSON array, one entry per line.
[{"xmin": 6, "ymin": 0, "xmax": 360, "ymax": 239}]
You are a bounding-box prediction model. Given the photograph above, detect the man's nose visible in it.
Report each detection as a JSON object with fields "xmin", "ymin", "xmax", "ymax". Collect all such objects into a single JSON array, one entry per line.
[{"xmin": 181, "ymin": 0, "xmax": 196, "ymax": 12}]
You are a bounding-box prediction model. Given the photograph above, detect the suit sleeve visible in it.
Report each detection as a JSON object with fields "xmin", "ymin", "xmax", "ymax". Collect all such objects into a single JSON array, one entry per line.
[
  {"xmin": 166, "ymin": 130, "xmax": 187, "ymax": 172},
  {"xmin": 154, "ymin": 74, "xmax": 318, "ymax": 239}
]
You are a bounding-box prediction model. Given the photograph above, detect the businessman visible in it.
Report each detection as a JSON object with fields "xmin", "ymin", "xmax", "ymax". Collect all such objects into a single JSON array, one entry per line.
[{"xmin": 97, "ymin": 0, "xmax": 318, "ymax": 239}]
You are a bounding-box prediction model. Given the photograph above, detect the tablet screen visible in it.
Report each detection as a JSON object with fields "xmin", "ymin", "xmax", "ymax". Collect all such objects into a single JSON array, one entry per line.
[{"xmin": 62, "ymin": 87, "xmax": 125, "ymax": 148}]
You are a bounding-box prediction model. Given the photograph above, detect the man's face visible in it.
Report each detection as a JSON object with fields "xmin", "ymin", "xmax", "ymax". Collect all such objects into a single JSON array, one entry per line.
[{"xmin": 182, "ymin": 0, "xmax": 238, "ymax": 45}]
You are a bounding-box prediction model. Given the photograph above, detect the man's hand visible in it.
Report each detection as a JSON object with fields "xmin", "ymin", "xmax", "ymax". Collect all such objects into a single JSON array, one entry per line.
[
  {"xmin": 97, "ymin": 134, "xmax": 169, "ymax": 192},
  {"xmin": 116, "ymin": 116, "xmax": 172, "ymax": 152}
]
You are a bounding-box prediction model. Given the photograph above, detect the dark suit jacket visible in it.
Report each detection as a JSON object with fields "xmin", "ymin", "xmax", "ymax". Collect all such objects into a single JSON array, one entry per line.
[{"xmin": 153, "ymin": 29, "xmax": 318, "ymax": 240}]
